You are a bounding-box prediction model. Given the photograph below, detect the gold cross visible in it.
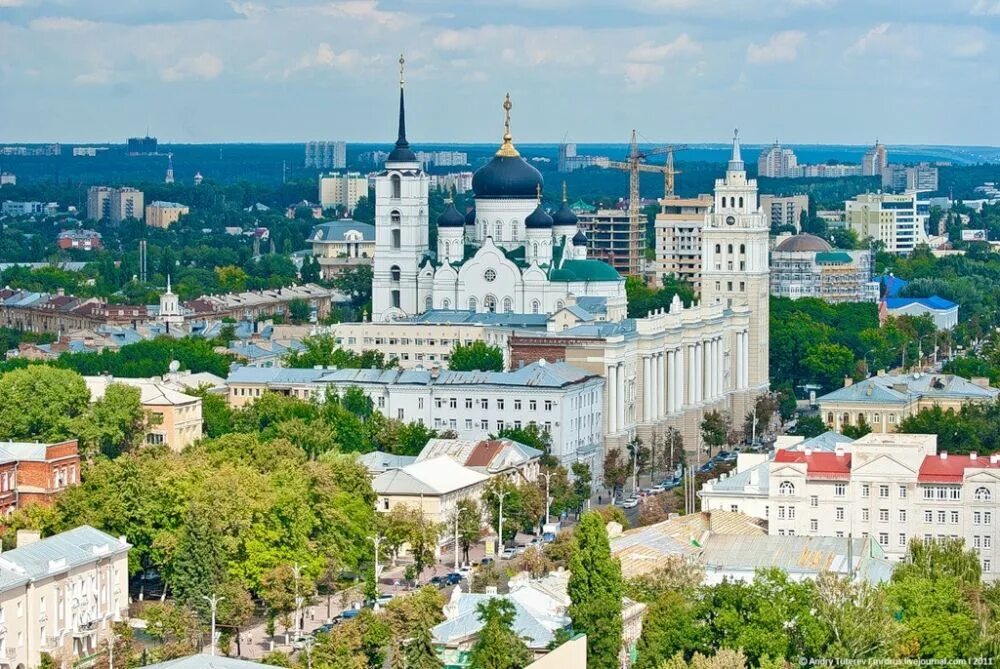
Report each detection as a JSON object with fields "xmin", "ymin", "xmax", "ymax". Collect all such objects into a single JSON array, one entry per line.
[{"xmin": 399, "ymin": 54, "xmax": 405, "ymax": 87}]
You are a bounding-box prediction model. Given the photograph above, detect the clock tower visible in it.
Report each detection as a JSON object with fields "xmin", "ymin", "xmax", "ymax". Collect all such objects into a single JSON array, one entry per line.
[{"xmin": 701, "ymin": 130, "xmax": 770, "ymax": 395}]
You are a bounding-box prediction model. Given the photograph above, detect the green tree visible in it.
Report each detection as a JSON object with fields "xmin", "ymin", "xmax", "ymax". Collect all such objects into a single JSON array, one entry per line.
[
  {"xmin": 287, "ymin": 298, "xmax": 310, "ymax": 323},
  {"xmin": 467, "ymin": 598, "xmax": 533, "ymax": 669},
  {"xmin": 568, "ymin": 511, "xmax": 624, "ymax": 669},
  {"xmin": 842, "ymin": 415, "xmax": 872, "ymax": 439},
  {"xmin": 636, "ymin": 590, "xmax": 708, "ymax": 668},
  {"xmin": 215, "ymin": 265, "xmax": 249, "ymax": 292},
  {"xmin": 284, "ymin": 334, "xmax": 389, "ymax": 370},
  {"xmin": 789, "ymin": 415, "xmax": 827, "ymax": 438},
  {"xmin": 454, "ymin": 498, "xmax": 483, "ymax": 564},
  {"xmin": 448, "ymin": 341, "xmax": 504, "ymax": 372},
  {"xmin": 0, "ymin": 366, "xmax": 90, "ymax": 440},
  {"xmin": 333, "ymin": 264, "xmax": 374, "ymax": 306},
  {"xmin": 72, "ymin": 382, "xmax": 146, "ymax": 459},
  {"xmin": 700, "ymin": 411, "xmax": 728, "ymax": 455},
  {"xmin": 803, "ymin": 342, "xmax": 856, "ymax": 391}
]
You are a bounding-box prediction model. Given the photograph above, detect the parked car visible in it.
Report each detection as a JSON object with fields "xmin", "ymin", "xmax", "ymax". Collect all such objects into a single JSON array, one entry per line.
[
  {"xmin": 500, "ymin": 546, "xmax": 517, "ymax": 560},
  {"xmin": 480, "ymin": 557, "xmax": 495, "ymax": 567},
  {"xmin": 542, "ymin": 532, "xmax": 557, "ymax": 543},
  {"xmin": 291, "ymin": 635, "xmax": 313, "ymax": 650},
  {"xmin": 622, "ymin": 497, "xmax": 639, "ymax": 509},
  {"xmin": 443, "ymin": 572, "xmax": 462, "ymax": 585},
  {"xmin": 313, "ymin": 623, "xmax": 336, "ymax": 636},
  {"xmin": 514, "ymin": 544, "xmax": 527, "ymax": 555},
  {"xmin": 340, "ymin": 608, "xmax": 360, "ymax": 620},
  {"xmin": 457, "ymin": 564, "xmax": 473, "ymax": 578}
]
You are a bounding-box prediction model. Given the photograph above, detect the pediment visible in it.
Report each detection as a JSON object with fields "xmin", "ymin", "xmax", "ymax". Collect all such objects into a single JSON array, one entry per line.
[{"xmin": 851, "ymin": 453, "xmax": 919, "ymax": 477}]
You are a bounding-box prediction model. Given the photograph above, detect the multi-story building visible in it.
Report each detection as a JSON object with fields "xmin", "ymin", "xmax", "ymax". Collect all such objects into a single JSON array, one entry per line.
[
  {"xmin": 225, "ymin": 360, "xmax": 605, "ymax": 472},
  {"xmin": 432, "ymin": 172, "xmax": 474, "ymax": 194},
  {"xmin": 0, "ymin": 440, "xmax": 80, "ymax": 516},
  {"xmin": 576, "ymin": 208, "xmax": 643, "ymax": 276},
  {"xmin": 653, "ymin": 195, "xmax": 713, "ymax": 289},
  {"xmin": 799, "ymin": 164, "xmax": 863, "ymax": 178},
  {"xmin": 415, "ymin": 151, "xmax": 469, "ymax": 167},
  {"xmin": 305, "ymin": 140, "xmax": 346, "ymax": 169},
  {"xmin": 0, "ymin": 173, "xmax": 16, "ymax": 187},
  {"xmin": 307, "ymin": 220, "xmax": 375, "ymax": 279},
  {"xmin": 759, "ymin": 194, "xmax": 808, "ymax": 232},
  {"xmin": 557, "ymin": 141, "xmax": 610, "ymax": 172},
  {"xmin": 818, "ymin": 372, "xmax": 997, "ymax": 434},
  {"xmin": 884, "ymin": 295, "xmax": 958, "ymax": 330},
  {"xmin": 56, "ymin": 230, "xmax": 103, "ymax": 251},
  {"xmin": 882, "ymin": 163, "xmax": 939, "ymax": 193},
  {"xmin": 318, "ymin": 172, "xmax": 368, "ymax": 212},
  {"xmin": 83, "ymin": 376, "xmax": 203, "ymax": 451},
  {"xmin": 862, "ymin": 140, "xmax": 888, "ymax": 176},
  {"xmin": 770, "ymin": 233, "xmax": 878, "ymax": 303},
  {"xmin": 1, "ymin": 202, "xmax": 57, "ymax": 217},
  {"xmin": 87, "ymin": 187, "xmax": 144, "ymax": 224},
  {"xmin": 845, "ymin": 191, "xmax": 929, "ymax": 254},
  {"xmin": 126, "ymin": 136, "xmax": 157, "ymax": 155},
  {"xmin": 756, "ymin": 141, "xmax": 798, "ymax": 178},
  {"xmin": 0, "ymin": 526, "xmax": 130, "ymax": 668},
  {"xmin": 701, "ymin": 432, "xmax": 1000, "ymax": 576},
  {"xmin": 144, "ymin": 201, "xmax": 189, "ymax": 229}
]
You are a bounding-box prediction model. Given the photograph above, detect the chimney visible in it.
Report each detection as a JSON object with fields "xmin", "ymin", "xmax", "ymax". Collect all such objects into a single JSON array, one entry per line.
[
  {"xmin": 940, "ymin": 452, "xmax": 948, "ymax": 460},
  {"xmin": 16, "ymin": 530, "xmax": 41, "ymax": 548},
  {"xmin": 843, "ymin": 376, "xmax": 853, "ymax": 388},
  {"xmin": 877, "ymin": 369, "xmax": 886, "ymax": 377},
  {"xmin": 971, "ymin": 377, "xmax": 991, "ymax": 389},
  {"xmin": 835, "ymin": 446, "xmax": 846, "ymax": 457},
  {"xmin": 971, "ymin": 452, "xmax": 978, "ymax": 461},
  {"xmin": 992, "ymin": 454, "xmax": 999, "ymax": 465},
  {"xmin": 804, "ymin": 448, "xmax": 813, "ymax": 456}
]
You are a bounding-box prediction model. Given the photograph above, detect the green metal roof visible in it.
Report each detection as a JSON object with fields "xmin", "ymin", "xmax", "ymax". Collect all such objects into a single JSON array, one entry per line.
[
  {"xmin": 570, "ymin": 199, "xmax": 596, "ymax": 213},
  {"xmin": 815, "ymin": 251, "xmax": 854, "ymax": 264},
  {"xmin": 549, "ymin": 259, "xmax": 621, "ymax": 282}
]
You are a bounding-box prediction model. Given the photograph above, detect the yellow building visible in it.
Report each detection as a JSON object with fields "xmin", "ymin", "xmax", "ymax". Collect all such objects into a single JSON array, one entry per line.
[
  {"xmin": 84, "ymin": 376, "xmax": 203, "ymax": 451},
  {"xmin": 653, "ymin": 194, "xmax": 713, "ymax": 289},
  {"xmin": 318, "ymin": 172, "xmax": 368, "ymax": 212},
  {"xmin": 844, "ymin": 191, "xmax": 928, "ymax": 254},
  {"xmin": 145, "ymin": 201, "xmax": 190, "ymax": 229}
]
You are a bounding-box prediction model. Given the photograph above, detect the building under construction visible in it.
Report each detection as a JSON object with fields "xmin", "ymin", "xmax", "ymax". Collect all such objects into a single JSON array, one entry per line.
[{"xmin": 575, "ymin": 207, "xmax": 644, "ymax": 277}]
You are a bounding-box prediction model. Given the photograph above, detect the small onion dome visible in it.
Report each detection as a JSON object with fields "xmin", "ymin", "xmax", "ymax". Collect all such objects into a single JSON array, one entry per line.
[
  {"xmin": 465, "ymin": 208, "xmax": 476, "ymax": 226},
  {"xmin": 552, "ymin": 201, "xmax": 578, "ymax": 227},
  {"xmin": 437, "ymin": 202, "xmax": 465, "ymax": 228},
  {"xmin": 572, "ymin": 229, "xmax": 588, "ymax": 245},
  {"xmin": 525, "ymin": 204, "xmax": 553, "ymax": 229}
]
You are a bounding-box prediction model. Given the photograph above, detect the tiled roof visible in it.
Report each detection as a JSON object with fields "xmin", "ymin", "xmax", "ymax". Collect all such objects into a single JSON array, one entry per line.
[
  {"xmin": 774, "ymin": 450, "xmax": 852, "ymax": 480},
  {"xmin": 309, "ymin": 220, "xmax": 375, "ymax": 243},
  {"xmin": 917, "ymin": 453, "xmax": 1000, "ymax": 483},
  {"xmin": 549, "ymin": 259, "xmax": 621, "ymax": 283}
]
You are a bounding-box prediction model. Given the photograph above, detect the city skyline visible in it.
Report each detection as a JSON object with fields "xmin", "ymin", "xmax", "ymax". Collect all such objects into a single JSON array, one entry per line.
[{"xmin": 1, "ymin": 0, "xmax": 998, "ymax": 145}]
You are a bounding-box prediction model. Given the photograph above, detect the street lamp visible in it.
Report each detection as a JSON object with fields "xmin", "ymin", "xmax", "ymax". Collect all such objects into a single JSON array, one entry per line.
[
  {"xmin": 368, "ymin": 535, "xmax": 383, "ymax": 582},
  {"xmin": 493, "ymin": 490, "xmax": 509, "ymax": 555},
  {"xmin": 452, "ymin": 506, "xmax": 469, "ymax": 571},
  {"xmin": 202, "ymin": 594, "xmax": 225, "ymax": 656},
  {"xmin": 540, "ymin": 471, "xmax": 555, "ymax": 525}
]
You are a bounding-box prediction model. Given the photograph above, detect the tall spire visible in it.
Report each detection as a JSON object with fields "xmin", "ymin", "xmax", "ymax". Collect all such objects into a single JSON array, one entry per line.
[
  {"xmin": 496, "ymin": 93, "xmax": 520, "ymax": 158},
  {"xmin": 728, "ymin": 128, "xmax": 744, "ymax": 172},
  {"xmin": 562, "ymin": 180, "xmax": 567, "ymax": 203},
  {"xmin": 387, "ymin": 54, "xmax": 416, "ymax": 163}
]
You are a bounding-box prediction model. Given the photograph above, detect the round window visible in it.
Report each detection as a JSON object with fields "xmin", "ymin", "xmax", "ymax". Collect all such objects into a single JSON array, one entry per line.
[{"xmin": 484, "ymin": 269, "xmax": 497, "ymax": 283}]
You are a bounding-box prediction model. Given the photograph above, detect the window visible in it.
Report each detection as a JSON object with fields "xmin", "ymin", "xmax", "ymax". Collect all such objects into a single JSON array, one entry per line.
[
  {"xmin": 878, "ymin": 533, "xmax": 889, "ymax": 546},
  {"xmin": 985, "ymin": 560, "xmax": 992, "ymax": 573},
  {"xmin": 503, "ymin": 297, "xmax": 513, "ymax": 313},
  {"xmin": 861, "ymin": 484, "xmax": 870, "ymax": 498},
  {"xmin": 544, "ymin": 400, "xmax": 553, "ymax": 411},
  {"xmin": 986, "ymin": 535, "xmax": 993, "ymax": 549},
  {"xmin": 442, "ymin": 298, "xmax": 451, "ymax": 309},
  {"xmin": 531, "ymin": 300, "xmax": 540, "ymax": 314},
  {"xmin": 778, "ymin": 506, "xmax": 786, "ymax": 520},
  {"xmin": 810, "ymin": 519, "xmax": 818, "ymax": 532},
  {"xmin": 836, "ymin": 507, "xmax": 845, "ymax": 521},
  {"xmin": 778, "ymin": 481, "xmax": 795, "ymax": 496},
  {"xmin": 937, "ymin": 511, "xmax": 946, "ymax": 524},
  {"xmin": 465, "ymin": 419, "xmax": 473, "ymax": 430},
  {"xmin": 988, "ymin": 512, "xmax": 994, "ymax": 524},
  {"xmin": 514, "ymin": 400, "xmax": 522, "ymax": 410},
  {"xmin": 449, "ymin": 398, "xmax": 457, "ymax": 409},
  {"xmin": 495, "ymin": 222, "xmax": 502, "ymax": 239},
  {"xmin": 468, "ymin": 297, "xmax": 477, "ymax": 312},
  {"xmin": 924, "ymin": 510, "xmax": 933, "ymax": 523},
  {"xmin": 484, "ymin": 295, "xmax": 497, "ymax": 313},
  {"xmin": 390, "ymin": 265, "xmax": 401, "ymax": 282},
  {"xmin": 482, "ymin": 399, "xmax": 489, "ymax": 410},
  {"xmin": 391, "ymin": 289, "xmax": 401, "ymax": 308},
  {"xmin": 465, "ymin": 398, "xmax": 473, "ymax": 409},
  {"xmin": 391, "ymin": 229, "xmax": 401, "ymax": 249},
  {"xmin": 810, "ymin": 495, "xmax": 818, "ymax": 508},
  {"xmin": 862, "ymin": 508, "xmax": 870, "ymax": 522},
  {"xmin": 899, "ymin": 509, "xmax": 907, "ymax": 523},
  {"xmin": 788, "ymin": 506, "xmax": 796, "ymax": 520},
  {"xmin": 835, "ymin": 484, "xmax": 846, "ymax": 497},
  {"xmin": 976, "ymin": 487, "xmax": 992, "ymax": 502},
  {"xmin": 951, "ymin": 511, "xmax": 960, "ymax": 524},
  {"xmin": 529, "ymin": 400, "xmax": 537, "ymax": 411},
  {"xmin": 951, "ymin": 487, "xmax": 962, "ymax": 501},
  {"xmin": 899, "ymin": 485, "xmax": 907, "ymax": 499},
  {"xmin": 484, "ymin": 269, "xmax": 497, "ymax": 283},
  {"xmin": 975, "ymin": 511, "xmax": 983, "ymax": 524},
  {"xmin": 836, "ymin": 531, "xmax": 845, "ymax": 538},
  {"xmin": 898, "ymin": 533, "xmax": 907, "ymax": 547},
  {"xmin": 879, "ymin": 509, "xmax": 889, "ymax": 522},
  {"xmin": 497, "ymin": 399, "xmax": 505, "ymax": 410},
  {"xmin": 425, "ymin": 295, "xmax": 432, "ymax": 311},
  {"xmin": 879, "ymin": 485, "xmax": 889, "ymax": 498},
  {"xmin": 975, "ymin": 536, "xmax": 982, "ymax": 549},
  {"xmin": 390, "ymin": 174, "xmax": 401, "ymax": 199}
]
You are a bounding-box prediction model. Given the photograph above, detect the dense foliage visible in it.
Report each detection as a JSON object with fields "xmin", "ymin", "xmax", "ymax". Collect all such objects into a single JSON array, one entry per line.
[
  {"xmin": 568, "ymin": 512, "xmax": 624, "ymax": 669},
  {"xmin": 448, "ymin": 341, "xmax": 504, "ymax": 372}
]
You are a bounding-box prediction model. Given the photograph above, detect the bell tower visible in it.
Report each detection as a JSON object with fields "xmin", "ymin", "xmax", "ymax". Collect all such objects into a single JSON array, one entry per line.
[
  {"xmin": 700, "ymin": 130, "xmax": 769, "ymax": 392},
  {"xmin": 372, "ymin": 55, "xmax": 430, "ymax": 321}
]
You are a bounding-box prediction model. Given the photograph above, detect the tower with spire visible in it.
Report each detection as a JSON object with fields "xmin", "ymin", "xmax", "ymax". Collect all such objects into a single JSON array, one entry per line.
[
  {"xmin": 371, "ymin": 55, "xmax": 431, "ymax": 321},
  {"xmin": 700, "ymin": 130, "xmax": 770, "ymax": 396},
  {"xmin": 159, "ymin": 275, "xmax": 184, "ymax": 332},
  {"xmin": 165, "ymin": 153, "xmax": 174, "ymax": 184}
]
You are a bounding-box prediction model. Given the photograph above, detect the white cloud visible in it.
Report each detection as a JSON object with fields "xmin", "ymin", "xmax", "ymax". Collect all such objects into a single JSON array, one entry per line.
[
  {"xmin": 746, "ymin": 30, "xmax": 806, "ymax": 64},
  {"xmin": 953, "ymin": 40, "xmax": 986, "ymax": 57},
  {"xmin": 0, "ymin": 0, "xmax": 27, "ymax": 7},
  {"xmin": 160, "ymin": 53, "xmax": 223, "ymax": 82},
  {"xmin": 970, "ymin": 0, "xmax": 1000, "ymax": 15},
  {"xmin": 627, "ymin": 34, "xmax": 702, "ymax": 62},
  {"xmin": 314, "ymin": 1, "xmax": 409, "ymax": 30},
  {"xmin": 846, "ymin": 22, "xmax": 891, "ymax": 56},
  {"xmin": 283, "ymin": 43, "xmax": 374, "ymax": 78},
  {"xmin": 623, "ymin": 62, "xmax": 664, "ymax": 89},
  {"xmin": 29, "ymin": 17, "xmax": 100, "ymax": 31},
  {"xmin": 73, "ymin": 69, "xmax": 113, "ymax": 86}
]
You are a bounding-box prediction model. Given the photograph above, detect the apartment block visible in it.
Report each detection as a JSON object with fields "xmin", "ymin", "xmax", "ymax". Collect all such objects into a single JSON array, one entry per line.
[
  {"xmin": 87, "ymin": 187, "xmax": 144, "ymax": 224},
  {"xmin": 759, "ymin": 194, "xmax": 808, "ymax": 232},
  {"xmin": 305, "ymin": 141, "xmax": 346, "ymax": 170},
  {"xmin": 144, "ymin": 201, "xmax": 189, "ymax": 229},
  {"xmin": 318, "ymin": 172, "xmax": 368, "ymax": 212},
  {"xmin": 577, "ymin": 209, "xmax": 644, "ymax": 276},
  {"xmin": 845, "ymin": 191, "xmax": 928, "ymax": 254},
  {"xmin": 653, "ymin": 195, "xmax": 713, "ymax": 289},
  {"xmin": 0, "ymin": 440, "xmax": 80, "ymax": 516}
]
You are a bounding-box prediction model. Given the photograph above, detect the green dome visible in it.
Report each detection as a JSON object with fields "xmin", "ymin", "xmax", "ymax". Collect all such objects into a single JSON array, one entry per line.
[{"xmin": 549, "ymin": 259, "xmax": 621, "ymax": 282}]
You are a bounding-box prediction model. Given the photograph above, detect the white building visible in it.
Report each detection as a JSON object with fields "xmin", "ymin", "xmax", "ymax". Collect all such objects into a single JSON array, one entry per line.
[
  {"xmin": 1, "ymin": 202, "xmax": 57, "ymax": 217},
  {"xmin": 432, "ymin": 172, "xmax": 474, "ymax": 194},
  {"xmin": 305, "ymin": 141, "xmax": 346, "ymax": 170},
  {"xmin": 307, "ymin": 220, "xmax": 375, "ymax": 279},
  {"xmin": 862, "ymin": 140, "xmax": 888, "ymax": 176},
  {"xmin": 0, "ymin": 526, "xmax": 130, "ymax": 669},
  {"xmin": 759, "ymin": 194, "xmax": 808, "ymax": 232},
  {"xmin": 882, "ymin": 164, "xmax": 939, "ymax": 193},
  {"xmin": 225, "ymin": 360, "xmax": 605, "ymax": 472},
  {"xmin": 370, "ymin": 73, "xmax": 627, "ymax": 323},
  {"xmin": 653, "ymin": 195, "xmax": 713, "ymax": 289},
  {"xmin": 701, "ymin": 432, "xmax": 1000, "ymax": 578},
  {"xmin": 756, "ymin": 141, "xmax": 798, "ymax": 178},
  {"xmin": 845, "ymin": 191, "xmax": 929, "ymax": 254},
  {"xmin": 770, "ymin": 233, "xmax": 879, "ymax": 303},
  {"xmin": 884, "ymin": 296, "xmax": 959, "ymax": 330},
  {"xmin": 318, "ymin": 172, "xmax": 368, "ymax": 212},
  {"xmin": 0, "ymin": 173, "xmax": 15, "ymax": 187}
]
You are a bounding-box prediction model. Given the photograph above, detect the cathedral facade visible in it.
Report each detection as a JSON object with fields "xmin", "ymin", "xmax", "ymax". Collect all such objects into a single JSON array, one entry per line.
[{"xmin": 371, "ymin": 74, "xmax": 627, "ymax": 323}]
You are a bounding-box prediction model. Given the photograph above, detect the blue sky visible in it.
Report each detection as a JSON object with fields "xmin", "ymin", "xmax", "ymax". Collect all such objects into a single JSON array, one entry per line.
[{"xmin": 0, "ymin": 0, "xmax": 998, "ymax": 145}]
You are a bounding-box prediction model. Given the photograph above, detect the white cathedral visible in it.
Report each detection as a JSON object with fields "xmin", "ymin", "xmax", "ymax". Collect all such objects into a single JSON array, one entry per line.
[{"xmin": 371, "ymin": 69, "xmax": 627, "ymax": 322}]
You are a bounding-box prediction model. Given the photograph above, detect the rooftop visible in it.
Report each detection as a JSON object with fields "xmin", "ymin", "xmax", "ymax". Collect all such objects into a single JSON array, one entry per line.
[
  {"xmin": 372, "ymin": 456, "xmax": 489, "ymax": 496},
  {"xmin": 885, "ymin": 296, "xmax": 958, "ymax": 311},
  {"xmin": 0, "ymin": 526, "xmax": 129, "ymax": 586},
  {"xmin": 84, "ymin": 376, "xmax": 200, "ymax": 406},
  {"xmin": 142, "ymin": 654, "xmax": 275, "ymax": 669},
  {"xmin": 774, "ymin": 449, "xmax": 852, "ymax": 480},
  {"xmin": 819, "ymin": 373, "xmax": 997, "ymax": 405}
]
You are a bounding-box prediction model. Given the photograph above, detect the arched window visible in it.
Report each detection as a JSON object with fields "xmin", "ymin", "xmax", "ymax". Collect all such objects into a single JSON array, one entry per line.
[
  {"xmin": 714, "ymin": 244, "xmax": 721, "ymax": 254},
  {"xmin": 390, "ymin": 174, "xmax": 401, "ymax": 199},
  {"xmin": 778, "ymin": 481, "xmax": 795, "ymax": 496},
  {"xmin": 826, "ymin": 412, "xmax": 834, "ymax": 425},
  {"xmin": 975, "ymin": 487, "xmax": 992, "ymax": 502},
  {"xmin": 739, "ymin": 244, "xmax": 746, "ymax": 254},
  {"xmin": 468, "ymin": 297, "xmax": 477, "ymax": 312},
  {"xmin": 511, "ymin": 222, "xmax": 519, "ymax": 241},
  {"xmin": 533, "ymin": 242, "xmax": 539, "ymax": 256},
  {"xmin": 727, "ymin": 244, "xmax": 733, "ymax": 254},
  {"xmin": 442, "ymin": 298, "xmax": 451, "ymax": 309},
  {"xmin": 390, "ymin": 265, "xmax": 401, "ymax": 282},
  {"xmin": 484, "ymin": 295, "xmax": 497, "ymax": 313},
  {"xmin": 496, "ymin": 222, "xmax": 503, "ymax": 240},
  {"xmin": 556, "ymin": 299, "xmax": 565, "ymax": 310},
  {"xmin": 503, "ymin": 297, "xmax": 513, "ymax": 313},
  {"xmin": 730, "ymin": 197, "xmax": 735, "ymax": 208},
  {"xmin": 858, "ymin": 412, "xmax": 865, "ymax": 424},
  {"xmin": 391, "ymin": 230, "xmax": 401, "ymax": 249},
  {"xmin": 531, "ymin": 300, "xmax": 540, "ymax": 314},
  {"xmin": 443, "ymin": 241, "xmax": 450, "ymax": 257},
  {"xmin": 482, "ymin": 222, "xmax": 488, "ymax": 238},
  {"xmin": 424, "ymin": 296, "xmax": 433, "ymax": 311},
  {"xmin": 842, "ymin": 413, "xmax": 850, "ymax": 425},
  {"xmin": 738, "ymin": 196, "xmax": 744, "ymax": 208}
]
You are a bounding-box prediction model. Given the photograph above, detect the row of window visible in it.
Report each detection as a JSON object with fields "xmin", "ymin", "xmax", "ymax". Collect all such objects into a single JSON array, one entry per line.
[
  {"xmin": 434, "ymin": 397, "xmax": 555, "ymax": 411},
  {"xmin": 435, "ymin": 418, "xmax": 554, "ymax": 433}
]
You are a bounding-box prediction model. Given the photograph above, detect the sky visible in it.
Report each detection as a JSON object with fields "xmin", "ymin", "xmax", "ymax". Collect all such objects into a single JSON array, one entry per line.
[{"xmin": 0, "ymin": 0, "xmax": 998, "ymax": 145}]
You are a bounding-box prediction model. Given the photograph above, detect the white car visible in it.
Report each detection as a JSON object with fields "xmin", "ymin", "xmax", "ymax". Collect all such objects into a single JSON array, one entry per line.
[
  {"xmin": 622, "ymin": 498, "xmax": 639, "ymax": 509},
  {"xmin": 500, "ymin": 547, "xmax": 517, "ymax": 559}
]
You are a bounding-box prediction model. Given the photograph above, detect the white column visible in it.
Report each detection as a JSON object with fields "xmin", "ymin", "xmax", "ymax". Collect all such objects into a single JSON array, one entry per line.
[
  {"xmin": 643, "ymin": 356, "xmax": 652, "ymax": 422},
  {"xmin": 665, "ymin": 351, "xmax": 673, "ymax": 414},
  {"xmin": 687, "ymin": 345, "xmax": 696, "ymax": 406},
  {"xmin": 713, "ymin": 338, "xmax": 721, "ymax": 399},
  {"xmin": 649, "ymin": 354, "xmax": 658, "ymax": 421},
  {"xmin": 706, "ymin": 340, "xmax": 714, "ymax": 400},
  {"xmin": 657, "ymin": 353, "xmax": 666, "ymax": 419},
  {"xmin": 675, "ymin": 348, "xmax": 684, "ymax": 412},
  {"xmin": 717, "ymin": 338, "xmax": 723, "ymax": 397},
  {"xmin": 695, "ymin": 343, "xmax": 704, "ymax": 403},
  {"xmin": 742, "ymin": 332, "xmax": 750, "ymax": 389},
  {"xmin": 616, "ymin": 362, "xmax": 626, "ymax": 432},
  {"xmin": 607, "ymin": 364, "xmax": 617, "ymax": 433}
]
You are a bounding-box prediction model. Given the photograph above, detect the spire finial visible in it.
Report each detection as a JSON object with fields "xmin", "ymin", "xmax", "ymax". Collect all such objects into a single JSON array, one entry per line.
[
  {"xmin": 166, "ymin": 274, "xmax": 172, "ymax": 294},
  {"xmin": 496, "ymin": 93, "xmax": 520, "ymax": 158},
  {"xmin": 399, "ymin": 54, "xmax": 405, "ymax": 88},
  {"xmin": 728, "ymin": 127, "xmax": 743, "ymax": 171},
  {"xmin": 562, "ymin": 180, "xmax": 567, "ymax": 203},
  {"xmin": 388, "ymin": 54, "xmax": 414, "ymax": 161},
  {"xmin": 536, "ymin": 183, "xmax": 541, "ymax": 203},
  {"xmin": 446, "ymin": 183, "xmax": 454, "ymax": 204}
]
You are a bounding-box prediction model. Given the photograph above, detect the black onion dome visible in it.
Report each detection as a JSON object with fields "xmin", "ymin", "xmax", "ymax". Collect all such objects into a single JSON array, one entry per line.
[
  {"xmin": 525, "ymin": 204, "xmax": 553, "ymax": 229},
  {"xmin": 572, "ymin": 229, "xmax": 588, "ymax": 245},
  {"xmin": 437, "ymin": 202, "xmax": 465, "ymax": 228},
  {"xmin": 464, "ymin": 208, "xmax": 476, "ymax": 226},
  {"xmin": 472, "ymin": 155, "xmax": 544, "ymax": 199},
  {"xmin": 552, "ymin": 201, "xmax": 578, "ymax": 227}
]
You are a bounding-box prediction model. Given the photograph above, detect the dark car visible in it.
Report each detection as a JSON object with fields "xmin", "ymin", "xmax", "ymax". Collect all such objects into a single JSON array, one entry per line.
[
  {"xmin": 340, "ymin": 608, "xmax": 361, "ymax": 620},
  {"xmin": 697, "ymin": 462, "xmax": 715, "ymax": 473},
  {"xmin": 443, "ymin": 572, "xmax": 462, "ymax": 585},
  {"xmin": 480, "ymin": 557, "xmax": 495, "ymax": 566}
]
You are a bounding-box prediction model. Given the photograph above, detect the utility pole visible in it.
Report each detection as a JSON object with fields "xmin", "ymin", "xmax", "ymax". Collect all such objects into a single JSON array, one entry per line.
[
  {"xmin": 452, "ymin": 508, "xmax": 463, "ymax": 571},
  {"xmin": 494, "ymin": 490, "xmax": 509, "ymax": 554},
  {"xmin": 292, "ymin": 562, "xmax": 302, "ymax": 639},
  {"xmin": 540, "ymin": 471, "xmax": 555, "ymax": 525},
  {"xmin": 203, "ymin": 594, "xmax": 225, "ymax": 656},
  {"xmin": 369, "ymin": 535, "xmax": 383, "ymax": 581}
]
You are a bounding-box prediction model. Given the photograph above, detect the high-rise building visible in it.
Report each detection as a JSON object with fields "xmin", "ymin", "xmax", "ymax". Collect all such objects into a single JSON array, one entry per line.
[
  {"xmin": 558, "ymin": 142, "xmax": 577, "ymax": 172},
  {"xmin": 845, "ymin": 191, "xmax": 928, "ymax": 254},
  {"xmin": 576, "ymin": 209, "xmax": 644, "ymax": 276},
  {"xmin": 700, "ymin": 130, "xmax": 771, "ymax": 400},
  {"xmin": 756, "ymin": 141, "xmax": 798, "ymax": 178},
  {"xmin": 318, "ymin": 172, "xmax": 368, "ymax": 212},
  {"xmin": 760, "ymin": 194, "xmax": 809, "ymax": 232},
  {"xmin": 87, "ymin": 186, "xmax": 144, "ymax": 223},
  {"xmin": 126, "ymin": 135, "xmax": 157, "ymax": 155},
  {"xmin": 416, "ymin": 151, "xmax": 469, "ymax": 167},
  {"xmin": 862, "ymin": 140, "xmax": 888, "ymax": 176},
  {"xmin": 653, "ymin": 194, "xmax": 713, "ymax": 289},
  {"xmin": 305, "ymin": 141, "xmax": 347, "ymax": 169},
  {"xmin": 0, "ymin": 172, "xmax": 15, "ymax": 187},
  {"xmin": 882, "ymin": 163, "xmax": 939, "ymax": 192},
  {"xmin": 145, "ymin": 201, "xmax": 190, "ymax": 229}
]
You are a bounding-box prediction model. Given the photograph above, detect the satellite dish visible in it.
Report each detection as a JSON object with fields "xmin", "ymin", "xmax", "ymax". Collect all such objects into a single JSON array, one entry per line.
[{"xmin": 168, "ymin": 360, "xmax": 181, "ymax": 373}]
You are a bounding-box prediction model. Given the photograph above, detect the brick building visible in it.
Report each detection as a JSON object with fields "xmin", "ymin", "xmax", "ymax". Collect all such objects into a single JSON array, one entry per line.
[{"xmin": 0, "ymin": 439, "xmax": 80, "ymax": 515}]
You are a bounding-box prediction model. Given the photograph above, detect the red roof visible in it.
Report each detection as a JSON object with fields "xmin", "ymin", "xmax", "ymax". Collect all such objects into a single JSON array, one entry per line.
[
  {"xmin": 774, "ymin": 449, "xmax": 852, "ymax": 480},
  {"xmin": 917, "ymin": 454, "xmax": 1000, "ymax": 483}
]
